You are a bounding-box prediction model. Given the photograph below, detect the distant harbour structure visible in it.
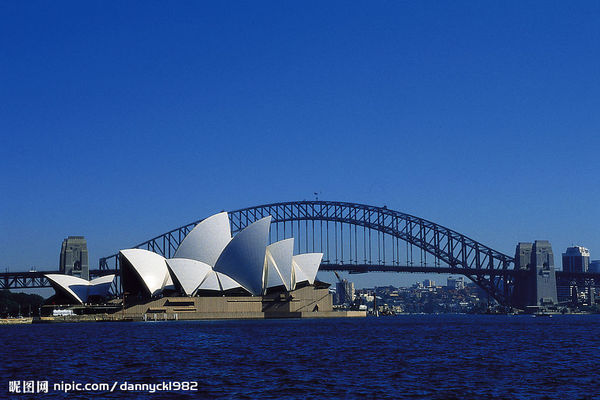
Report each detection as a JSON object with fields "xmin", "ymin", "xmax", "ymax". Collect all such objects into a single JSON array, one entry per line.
[
  {"xmin": 589, "ymin": 260, "xmax": 600, "ymax": 273},
  {"xmin": 560, "ymin": 249, "xmax": 595, "ymax": 306},
  {"xmin": 513, "ymin": 240, "xmax": 558, "ymax": 308},
  {"xmin": 532, "ymin": 241, "xmax": 558, "ymax": 306},
  {"xmin": 335, "ymin": 279, "xmax": 355, "ymax": 305},
  {"xmin": 59, "ymin": 236, "xmax": 89, "ymax": 280},
  {"xmin": 562, "ymin": 246, "xmax": 590, "ymax": 273},
  {"xmin": 447, "ymin": 276, "xmax": 465, "ymax": 290},
  {"xmin": 423, "ymin": 279, "xmax": 436, "ymax": 288}
]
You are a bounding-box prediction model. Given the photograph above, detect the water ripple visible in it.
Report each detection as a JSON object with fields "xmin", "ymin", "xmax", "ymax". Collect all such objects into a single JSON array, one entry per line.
[{"xmin": 2, "ymin": 315, "xmax": 600, "ymax": 399}]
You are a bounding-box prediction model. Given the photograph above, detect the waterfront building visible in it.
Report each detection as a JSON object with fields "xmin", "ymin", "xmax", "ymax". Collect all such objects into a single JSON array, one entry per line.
[
  {"xmin": 590, "ymin": 260, "xmax": 600, "ymax": 273},
  {"xmin": 562, "ymin": 246, "xmax": 590, "ymax": 272},
  {"xmin": 571, "ymin": 284, "xmax": 579, "ymax": 304},
  {"xmin": 357, "ymin": 293, "xmax": 374, "ymax": 303},
  {"xmin": 447, "ymin": 276, "xmax": 464, "ymax": 290},
  {"xmin": 423, "ymin": 279, "xmax": 435, "ymax": 288},
  {"xmin": 335, "ymin": 279, "xmax": 355, "ymax": 305},
  {"xmin": 59, "ymin": 236, "xmax": 89, "ymax": 280},
  {"xmin": 556, "ymin": 281, "xmax": 572, "ymax": 302}
]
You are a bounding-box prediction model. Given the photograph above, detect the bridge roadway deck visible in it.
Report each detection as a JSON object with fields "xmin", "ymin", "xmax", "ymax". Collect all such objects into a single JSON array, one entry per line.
[
  {"xmin": 320, "ymin": 264, "xmax": 600, "ymax": 277},
  {"xmin": 1, "ymin": 267, "xmax": 599, "ymax": 290},
  {"xmin": 0, "ymin": 269, "xmax": 114, "ymax": 289}
]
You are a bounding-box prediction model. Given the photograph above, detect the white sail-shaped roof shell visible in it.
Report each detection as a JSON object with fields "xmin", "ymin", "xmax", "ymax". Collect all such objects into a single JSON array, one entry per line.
[
  {"xmin": 292, "ymin": 253, "xmax": 322, "ymax": 285},
  {"xmin": 46, "ymin": 274, "xmax": 115, "ymax": 304},
  {"xmin": 46, "ymin": 274, "xmax": 89, "ymax": 304},
  {"xmin": 266, "ymin": 262, "xmax": 284, "ymax": 290},
  {"xmin": 166, "ymin": 258, "xmax": 212, "ymax": 296},
  {"xmin": 292, "ymin": 262, "xmax": 310, "ymax": 289},
  {"xmin": 216, "ymin": 272, "xmax": 243, "ymax": 291},
  {"xmin": 163, "ymin": 273, "xmax": 175, "ymax": 292},
  {"xmin": 214, "ymin": 216, "xmax": 271, "ymax": 295},
  {"xmin": 120, "ymin": 249, "xmax": 170, "ymax": 297},
  {"xmin": 173, "ymin": 212, "xmax": 231, "ymax": 267},
  {"xmin": 197, "ymin": 270, "xmax": 222, "ymax": 291},
  {"xmin": 88, "ymin": 275, "xmax": 115, "ymax": 298},
  {"xmin": 265, "ymin": 239, "xmax": 294, "ymax": 290}
]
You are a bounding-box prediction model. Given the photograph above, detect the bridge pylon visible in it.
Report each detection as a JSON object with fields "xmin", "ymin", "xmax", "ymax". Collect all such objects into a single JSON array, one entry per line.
[{"xmin": 512, "ymin": 241, "xmax": 558, "ymax": 309}]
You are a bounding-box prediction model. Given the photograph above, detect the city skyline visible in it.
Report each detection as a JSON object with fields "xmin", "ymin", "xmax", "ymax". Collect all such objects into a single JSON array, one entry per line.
[{"xmin": 2, "ymin": 2, "xmax": 599, "ymax": 289}]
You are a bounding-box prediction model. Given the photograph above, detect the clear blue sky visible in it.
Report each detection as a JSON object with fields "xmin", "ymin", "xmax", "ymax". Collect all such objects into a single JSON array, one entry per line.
[{"xmin": 1, "ymin": 1, "xmax": 599, "ymax": 289}]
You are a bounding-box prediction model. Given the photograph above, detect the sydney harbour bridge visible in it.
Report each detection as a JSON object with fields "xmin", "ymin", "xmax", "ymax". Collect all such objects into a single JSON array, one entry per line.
[{"xmin": 2, "ymin": 201, "xmax": 598, "ymax": 307}]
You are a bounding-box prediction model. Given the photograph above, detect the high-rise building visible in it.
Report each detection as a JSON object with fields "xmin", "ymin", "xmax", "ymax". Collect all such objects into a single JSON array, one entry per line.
[
  {"xmin": 589, "ymin": 260, "xmax": 600, "ymax": 273},
  {"xmin": 447, "ymin": 276, "xmax": 464, "ymax": 290},
  {"xmin": 335, "ymin": 279, "xmax": 355, "ymax": 305},
  {"xmin": 562, "ymin": 246, "xmax": 590, "ymax": 272},
  {"xmin": 59, "ymin": 236, "xmax": 89, "ymax": 280},
  {"xmin": 423, "ymin": 279, "xmax": 435, "ymax": 288}
]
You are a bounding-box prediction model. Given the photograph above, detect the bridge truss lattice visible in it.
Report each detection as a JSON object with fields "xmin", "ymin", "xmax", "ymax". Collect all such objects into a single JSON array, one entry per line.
[{"xmin": 99, "ymin": 201, "xmax": 516, "ymax": 305}]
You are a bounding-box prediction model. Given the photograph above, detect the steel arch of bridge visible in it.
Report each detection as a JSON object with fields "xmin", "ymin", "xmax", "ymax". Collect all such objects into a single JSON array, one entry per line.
[{"xmin": 99, "ymin": 201, "xmax": 516, "ymax": 305}]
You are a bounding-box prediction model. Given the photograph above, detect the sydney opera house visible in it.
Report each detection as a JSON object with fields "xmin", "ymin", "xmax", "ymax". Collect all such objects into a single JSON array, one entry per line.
[
  {"xmin": 46, "ymin": 274, "xmax": 115, "ymax": 305},
  {"xmin": 45, "ymin": 212, "xmax": 352, "ymax": 319}
]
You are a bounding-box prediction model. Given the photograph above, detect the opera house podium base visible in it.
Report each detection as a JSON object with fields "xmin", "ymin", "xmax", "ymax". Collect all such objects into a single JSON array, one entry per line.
[{"xmin": 121, "ymin": 286, "xmax": 365, "ymax": 321}]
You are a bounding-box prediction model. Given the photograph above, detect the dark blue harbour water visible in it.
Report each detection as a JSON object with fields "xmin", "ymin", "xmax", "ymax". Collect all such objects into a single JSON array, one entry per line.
[{"xmin": 2, "ymin": 315, "xmax": 600, "ymax": 399}]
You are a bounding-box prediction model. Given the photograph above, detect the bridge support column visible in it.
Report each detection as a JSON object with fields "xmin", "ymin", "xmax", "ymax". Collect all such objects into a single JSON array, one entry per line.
[{"xmin": 512, "ymin": 241, "xmax": 558, "ymax": 310}]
